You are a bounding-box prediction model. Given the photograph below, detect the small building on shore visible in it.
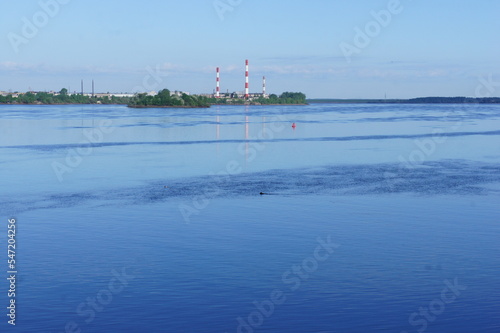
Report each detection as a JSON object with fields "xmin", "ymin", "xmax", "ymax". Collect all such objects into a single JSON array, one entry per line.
[{"xmin": 0, "ymin": 91, "xmax": 20, "ymax": 98}]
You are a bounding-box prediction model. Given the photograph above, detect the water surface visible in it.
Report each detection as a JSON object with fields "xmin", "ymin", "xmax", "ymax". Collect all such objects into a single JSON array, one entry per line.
[{"xmin": 0, "ymin": 103, "xmax": 499, "ymax": 332}]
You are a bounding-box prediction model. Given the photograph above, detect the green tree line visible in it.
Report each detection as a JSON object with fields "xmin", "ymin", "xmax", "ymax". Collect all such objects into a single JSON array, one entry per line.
[
  {"xmin": 0, "ymin": 88, "xmax": 131, "ymax": 105},
  {"xmin": 1, "ymin": 88, "xmax": 308, "ymax": 107},
  {"xmin": 128, "ymin": 89, "xmax": 209, "ymax": 108}
]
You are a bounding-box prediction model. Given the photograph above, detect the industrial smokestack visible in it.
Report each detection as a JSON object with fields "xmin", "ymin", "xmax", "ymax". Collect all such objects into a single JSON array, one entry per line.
[{"xmin": 262, "ymin": 76, "xmax": 266, "ymax": 96}]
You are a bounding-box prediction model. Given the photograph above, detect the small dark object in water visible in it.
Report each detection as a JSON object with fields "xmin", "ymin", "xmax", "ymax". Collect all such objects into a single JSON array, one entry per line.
[{"xmin": 260, "ymin": 192, "xmax": 267, "ymax": 195}]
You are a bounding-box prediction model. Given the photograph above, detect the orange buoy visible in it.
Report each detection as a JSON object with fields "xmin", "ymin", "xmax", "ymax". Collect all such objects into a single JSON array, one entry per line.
[{"xmin": 292, "ymin": 123, "xmax": 296, "ymax": 129}]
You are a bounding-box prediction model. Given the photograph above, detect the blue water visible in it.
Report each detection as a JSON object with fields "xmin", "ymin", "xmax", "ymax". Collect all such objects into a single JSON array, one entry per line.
[{"xmin": 1, "ymin": 103, "xmax": 499, "ymax": 332}]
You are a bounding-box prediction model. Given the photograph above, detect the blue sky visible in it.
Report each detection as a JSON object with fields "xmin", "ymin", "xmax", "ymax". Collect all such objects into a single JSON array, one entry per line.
[{"xmin": 1, "ymin": 0, "xmax": 499, "ymax": 98}]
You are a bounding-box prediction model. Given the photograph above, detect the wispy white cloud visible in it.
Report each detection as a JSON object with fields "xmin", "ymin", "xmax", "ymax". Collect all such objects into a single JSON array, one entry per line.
[
  {"xmin": 0, "ymin": 61, "xmax": 39, "ymax": 71},
  {"xmin": 356, "ymin": 68, "xmax": 454, "ymax": 79},
  {"xmin": 260, "ymin": 55, "xmax": 347, "ymax": 64},
  {"xmin": 0, "ymin": 61, "xmax": 170, "ymax": 76}
]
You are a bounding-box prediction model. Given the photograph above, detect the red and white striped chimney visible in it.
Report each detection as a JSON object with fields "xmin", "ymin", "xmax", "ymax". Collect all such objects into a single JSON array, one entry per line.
[
  {"xmin": 216, "ymin": 67, "xmax": 220, "ymax": 98},
  {"xmin": 245, "ymin": 59, "xmax": 249, "ymax": 99}
]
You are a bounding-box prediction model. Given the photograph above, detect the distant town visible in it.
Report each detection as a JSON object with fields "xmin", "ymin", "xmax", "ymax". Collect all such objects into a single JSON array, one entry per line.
[
  {"xmin": 0, "ymin": 89, "xmax": 270, "ymax": 102},
  {"xmin": 0, "ymin": 88, "xmax": 176, "ymax": 103},
  {"xmin": 0, "ymin": 59, "xmax": 311, "ymax": 107},
  {"xmin": 2, "ymin": 58, "xmax": 499, "ymax": 106},
  {"xmin": 0, "ymin": 88, "xmax": 307, "ymax": 107}
]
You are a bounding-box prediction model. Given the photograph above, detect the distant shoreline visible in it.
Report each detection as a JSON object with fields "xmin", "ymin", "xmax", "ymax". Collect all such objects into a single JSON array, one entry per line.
[
  {"xmin": 210, "ymin": 103, "xmax": 308, "ymax": 106},
  {"xmin": 2, "ymin": 98, "xmax": 500, "ymax": 107},
  {"xmin": 0, "ymin": 103, "xmax": 307, "ymax": 107},
  {"xmin": 0, "ymin": 102, "xmax": 126, "ymax": 106},
  {"xmin": 307, "ymin": 97, "xmax": 500, "ymax": 104},
  {"xmin": 128, "ymin": 105, "xmax": 210, "ymax": 109}
]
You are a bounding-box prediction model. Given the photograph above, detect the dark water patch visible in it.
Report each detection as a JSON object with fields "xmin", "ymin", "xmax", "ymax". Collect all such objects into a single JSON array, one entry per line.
[
  {"xmin": 3, "ymin": 130, "xmax": 500, "ymax": 152},
  {"xmin": 3, "ymin": 160, "xmax": 500, "ymax": 215}
]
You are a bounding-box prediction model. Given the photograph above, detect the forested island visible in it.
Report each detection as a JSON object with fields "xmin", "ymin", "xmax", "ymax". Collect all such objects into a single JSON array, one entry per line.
[
  {"xmin": 128, "ymin": 89, "xmax": 209, "ymax": 108},
  {"xmin": 0, "ymin": 89, "xmax": 307, "ymax": 107},
  {"xmin": 129, "ymin": 90, "xmax": 307, "ymax": 107},
  {"xmin": 206, "ymin": 92, "xmax": 307, "ymax": 105}
]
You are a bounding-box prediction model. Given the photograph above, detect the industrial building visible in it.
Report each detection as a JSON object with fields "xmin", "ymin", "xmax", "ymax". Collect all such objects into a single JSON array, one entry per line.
[{"xmin": 212, "ymin": 60, "xmax": 269, "ymax": 100}]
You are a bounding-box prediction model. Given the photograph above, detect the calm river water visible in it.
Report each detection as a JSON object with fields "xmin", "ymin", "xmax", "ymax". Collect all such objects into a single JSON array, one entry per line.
[{"xmin": 0, "ymin": 103, "xmax": 499, "ymax": 332}]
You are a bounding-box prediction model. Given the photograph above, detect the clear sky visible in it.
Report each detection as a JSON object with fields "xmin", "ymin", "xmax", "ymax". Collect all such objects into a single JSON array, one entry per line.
[{"xmin": 1, "ymin": 0, "xmax": 499, "ymax": 98}]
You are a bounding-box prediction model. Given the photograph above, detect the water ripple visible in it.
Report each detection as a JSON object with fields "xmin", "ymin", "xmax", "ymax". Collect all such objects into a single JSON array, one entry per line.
[
  {"xmin": 2, "ymin": 130, "xmax": 500, "ymax": 152},
  {"xmin": 3, "ymin": 160, "xmax": 499, "ymax": 215}
]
